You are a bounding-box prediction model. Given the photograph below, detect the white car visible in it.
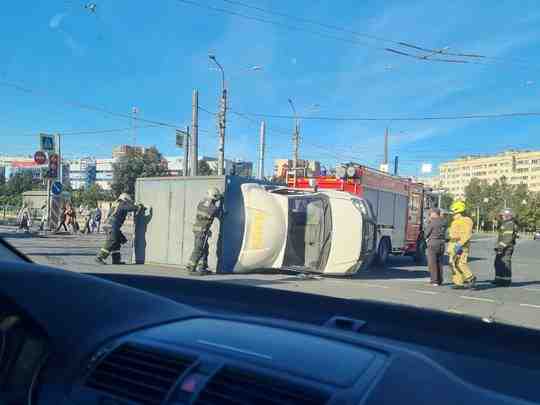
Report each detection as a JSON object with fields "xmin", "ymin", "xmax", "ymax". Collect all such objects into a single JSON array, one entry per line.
[{"xmin": 233, "ymin": 183, "xmax": 377, "ymax": 275}]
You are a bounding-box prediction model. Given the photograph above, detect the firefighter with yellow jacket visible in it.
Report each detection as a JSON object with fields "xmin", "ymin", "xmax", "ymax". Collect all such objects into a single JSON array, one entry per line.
[{"xmin": 447, "ymin": 201, "xmax": 477, "ymax": 289}]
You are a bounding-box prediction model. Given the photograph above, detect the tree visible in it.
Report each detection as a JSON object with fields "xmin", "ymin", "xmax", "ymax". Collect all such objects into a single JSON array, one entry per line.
[
  {"xmin": 439, "ymin": 192, "xmax": 454, "ymax": 210},
  {"xmin": 6, "ymin": 171, "xmax": 34, "ymax": 195},
  {"xmin": 71, "ymin": 184, "xmax": 112, "ymax": 208},
  {"xmin": 198, "ymin": 160, "xmax": 213, "ymax": 176},
  {"xmin": 112, "ymin": 146, "xmax": 169, "ymax": 198}
]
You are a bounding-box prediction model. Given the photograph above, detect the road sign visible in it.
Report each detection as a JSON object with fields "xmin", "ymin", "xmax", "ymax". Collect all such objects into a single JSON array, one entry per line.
[
  {"xmin": 51, "ymin": 181, "xmax": 63, "ymax": 195},
  {"xmin": 34, "ymin": 150, "xmax": 47, "ymax": 165},
  {"xmin": 176, "ymin": 129, "xmax": 188, "ymax": 148},
  {"xmin": 40, "ymin": 134, "xmax": 55, "ymax": 152}
]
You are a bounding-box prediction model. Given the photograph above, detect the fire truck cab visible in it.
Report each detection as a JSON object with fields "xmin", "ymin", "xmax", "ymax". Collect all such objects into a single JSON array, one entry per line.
[{"xmin": 289, "ymin": 164, "xmax": 433, "ymax": 267}]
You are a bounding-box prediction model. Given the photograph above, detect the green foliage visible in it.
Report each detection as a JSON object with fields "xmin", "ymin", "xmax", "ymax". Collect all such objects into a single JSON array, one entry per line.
[
  {"xmin": 112, "ymin": 146, "xmax": 169, "ymax": 198},
  {"xmin": 0, "ymin": 172, "xmax": 41, "ymax": 206},
  {"xmin": 465, "ymin": 175, "xmax": 537, "ymax": 231},
  {"xmin": 198, "ymin": 160, "xmax": 214, "ymax": 176},
  {"xmin": 70, "ymin": 183, "xmax": 113, "ymax": 208},
  {"xmin": 440, "ymin": 192, "xmax": 454, "ymax": 210}
]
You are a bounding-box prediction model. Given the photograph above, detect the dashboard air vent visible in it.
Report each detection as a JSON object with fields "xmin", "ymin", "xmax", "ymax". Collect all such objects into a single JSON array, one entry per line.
[
  {"xmin": 195, "ymin": 366, "xmax": 330, "ymax": 405},
  {"xmin": 86, "ymin": 343, "xmax": 194, "ymax": 405}
]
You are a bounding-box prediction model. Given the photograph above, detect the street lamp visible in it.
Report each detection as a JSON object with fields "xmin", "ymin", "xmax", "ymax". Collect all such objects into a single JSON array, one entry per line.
[{"xmin": 209, "ymin": 54, "xmax": 226, "ymax": 175}]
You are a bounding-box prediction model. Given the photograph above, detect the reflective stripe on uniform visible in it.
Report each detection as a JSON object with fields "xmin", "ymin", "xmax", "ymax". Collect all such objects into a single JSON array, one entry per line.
[
  {"xmin": 502, "ymin": 231, "xmax": 515, "ymax": 234},
  {"xmin": 100, "ymin": 248, "xmax": 110, "ymax": 254},
  {"xmin": 498, "ymin": 242, "xmax": 507, "ymax": 247},
  {"xmin": 495, "ymin": 276, "xmax": 511, "ymax": 280},
  {"xmin": 111, "ymin": 250, "xmax": 121, "ymax": 254}
]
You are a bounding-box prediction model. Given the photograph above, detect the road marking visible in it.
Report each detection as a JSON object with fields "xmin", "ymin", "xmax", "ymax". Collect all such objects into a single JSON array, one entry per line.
[
  {"xmin": 519, "ymin": 303, "xmax": 540, "ymax": 309},
  {"xmin": 472, "ymin": 237, "xmax": 496, "ymax": 242},
  {"xmin": 524, "ymin": 288, "xmax": 540, "ymax": 292},
  {"xmin": 361, "ymin": 283, "xmax": 390, "ymax": 289},
  {"xmin": 459, "ymin": 296, "xmax": 495, "ymax": 303},
  {"xmin": 412, "ymin": 289, "xmax": 438, "ymax": 295}
]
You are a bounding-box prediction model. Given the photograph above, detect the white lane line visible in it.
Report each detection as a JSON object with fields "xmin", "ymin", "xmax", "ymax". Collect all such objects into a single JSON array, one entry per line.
[
  {"xmin": 524, "ymin": 288, "xmax": 540, "ymax": 292},
  {"xmin": 519, "ymin": 303, "xmax": 540, "ymax": 309},
  {"xmin": 412, "ymin": 289, "xmax": 439, "ymax": 295},
  {"xmin": 361, "ymin": 283, "xmax": 390, "ymax": 289},
  {"xmin": 459, "ymin": 296, "xmax": 495, "ymax": 303}
]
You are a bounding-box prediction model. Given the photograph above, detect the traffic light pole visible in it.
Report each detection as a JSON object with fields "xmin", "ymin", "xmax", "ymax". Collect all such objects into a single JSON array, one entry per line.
[{"xmin": 46, "ymin": 179, "xmax": 51, "ymax": 233}]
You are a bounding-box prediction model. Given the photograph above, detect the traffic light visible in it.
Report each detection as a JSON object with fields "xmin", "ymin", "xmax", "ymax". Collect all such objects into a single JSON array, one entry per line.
[{"xmin": 48, "ymin": 153, "xmax": 59, "ymax": 179}]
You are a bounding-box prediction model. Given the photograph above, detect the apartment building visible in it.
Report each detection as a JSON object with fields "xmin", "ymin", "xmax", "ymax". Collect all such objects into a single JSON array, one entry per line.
[{"xmin": 439, "ymin": 150, "xmax": 540, "ymax": 198}]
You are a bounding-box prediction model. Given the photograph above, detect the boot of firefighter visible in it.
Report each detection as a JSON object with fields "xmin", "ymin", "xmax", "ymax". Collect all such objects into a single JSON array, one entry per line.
[{"xmin": 111, "ymin": 252, "xmax": 125, "ymax": 265}]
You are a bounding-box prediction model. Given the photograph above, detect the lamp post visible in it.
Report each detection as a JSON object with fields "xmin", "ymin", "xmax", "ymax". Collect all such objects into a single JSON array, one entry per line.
[{"xmin": 209, "ymin": 54, "xmax": 226, "ymax": 176}]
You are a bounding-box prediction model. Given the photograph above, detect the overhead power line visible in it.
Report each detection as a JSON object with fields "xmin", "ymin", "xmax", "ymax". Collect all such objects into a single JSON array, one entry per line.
[
  {"xmin": 0, "ymin": 79, "xmax": 187, "ymax": 129},
  {"xmin": 228, "ymin": 108, "xmax": 540, "ymax": 122},
  {"xmin": 177, "ymin": 0, "xmax": 510, "ymax": 65},
  {"xmin": 218, "ymin": 0, "xmax": 496, "ymax": 61}
]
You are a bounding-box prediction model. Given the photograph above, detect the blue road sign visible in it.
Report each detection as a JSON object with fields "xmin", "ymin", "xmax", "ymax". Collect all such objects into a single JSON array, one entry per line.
[{"xmin": 51, "ymin": 181, "xmax": 63, "ymax": 195}]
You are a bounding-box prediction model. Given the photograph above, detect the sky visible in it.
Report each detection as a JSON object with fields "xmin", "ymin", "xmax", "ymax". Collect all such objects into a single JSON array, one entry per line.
[{"xmin": 2, "ymin": 0, "xmax": 540, "ymax": 176}]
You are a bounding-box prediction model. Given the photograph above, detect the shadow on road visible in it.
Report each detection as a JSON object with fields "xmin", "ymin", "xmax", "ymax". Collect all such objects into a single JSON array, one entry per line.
[{"xmin": 473, "ymin": 280, "xmax": 540, "ymax": 291}]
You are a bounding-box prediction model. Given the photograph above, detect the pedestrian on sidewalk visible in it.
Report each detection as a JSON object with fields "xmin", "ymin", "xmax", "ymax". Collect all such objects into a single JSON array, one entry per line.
[
  {"xmin": 39, "ymin": 204, "xmax": 47, "ymax": 231},
  {"xmin": 492, "ymin": 208, "xmax": 518, "ymax": 287},
  {"xmin": 92, "ymin": 206, "xmax": 102, "ymax": 233},
  {"xmin": 425, "ymin": 208, "xmax": 446, "ymax": 286},
  {"xmin": 447, "ymin": 201, "xmax": 476, "ymax": 289},
  {"xmin": 81, "ymin": 205, "xmax": 93, "ymax": 234},
  {"xmin": 16, "ymin": 204, "xmax": 31, "ymax": 233},
  {"xmin": 55, "ymin": 204, "xmax": 69, "ymax": 233}
]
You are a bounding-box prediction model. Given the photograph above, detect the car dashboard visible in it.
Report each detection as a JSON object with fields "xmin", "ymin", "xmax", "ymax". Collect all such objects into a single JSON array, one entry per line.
[{"xmin": 0, "ymin": 259, "xmax": 536, "ymax": 405}]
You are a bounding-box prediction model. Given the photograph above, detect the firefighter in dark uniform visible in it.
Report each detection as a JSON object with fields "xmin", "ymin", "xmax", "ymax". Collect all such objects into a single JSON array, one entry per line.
[
  {"xmin": 186, "ymin": 188, "xmax": 223, "ymax": 276},
  {"xmin": 492, "ymin": 208, "xmax": 518, "ymax": 287},
  {"xmin": 95, "ymin": 193, "xmax": 144, "ymax": 265}
]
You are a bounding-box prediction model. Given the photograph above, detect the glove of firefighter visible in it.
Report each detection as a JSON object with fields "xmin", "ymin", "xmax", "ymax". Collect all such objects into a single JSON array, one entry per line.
[{"xmin": 454, "ymin": 243, "xmax": 463, "ymax": 256}]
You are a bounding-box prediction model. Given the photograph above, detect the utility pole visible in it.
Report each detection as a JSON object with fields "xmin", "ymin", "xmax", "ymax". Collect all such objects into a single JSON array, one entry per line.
[
  {"xmin": 218, "ymin": 88, "xmax": 227, "ymax": 176},
  {"xmin": 191, "ymin": 90, "xmax": 199, "ymax": 176},
  {"xmin": 258, "ymin": 121, "xmax": 266, "ymax": 180},
  {"xmin": 288, "ymin": 98, "xmax": 299, "ymax": 185},
  {"xmin": 476, "ymin": 206, "xmax": 480, "ymax": 233},
  {"xmin": 132, "ymin": 107, "xmax": 138, "ymax": 146},
  {"xmin": 183, "ymin": 126, "xmax": 190, "ymax": 176},
  {"xmin": 384, "ymin": 128, "xmax": 389, "ymax": 165}
]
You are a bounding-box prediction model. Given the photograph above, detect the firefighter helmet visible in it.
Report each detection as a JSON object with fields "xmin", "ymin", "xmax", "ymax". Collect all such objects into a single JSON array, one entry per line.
[
  {"xmin": 117, "ymin": 193, "xmax": 132, "ymax": 203},
  {"xmin": 499, "ymin": 208, "xmax": 514, "ymax": 220},
  {"xmin": 450, "ymin": 200, "xmax": 466, "ymax": 214},
  {"xmin": 207, "ymin": 187, "xmax": 222, "ymax": 200}
]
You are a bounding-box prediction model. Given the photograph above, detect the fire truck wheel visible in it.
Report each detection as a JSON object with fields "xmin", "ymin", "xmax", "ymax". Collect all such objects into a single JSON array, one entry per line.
[{"xmin": 376, "ymin": 238, "xmax": 390, "ymax": 267}]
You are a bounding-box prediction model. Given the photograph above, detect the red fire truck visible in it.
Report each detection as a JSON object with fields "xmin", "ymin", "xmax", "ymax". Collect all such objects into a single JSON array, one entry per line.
[{"xmin": 288, "ymin": 163, "xmax": 435, "ymax": 267}]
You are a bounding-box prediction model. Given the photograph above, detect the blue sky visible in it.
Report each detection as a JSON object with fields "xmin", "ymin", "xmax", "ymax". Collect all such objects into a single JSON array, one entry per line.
[{"xmin": 2, "ymin": 0, "xmax": 540, "ymax": 176}]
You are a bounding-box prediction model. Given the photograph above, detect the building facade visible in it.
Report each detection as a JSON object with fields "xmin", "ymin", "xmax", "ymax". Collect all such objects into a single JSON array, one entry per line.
[
  {"xmin": 67, "ymin": 158, "xmax": 114, "ymax": 190},
  {"xmin": 112, "ymin": 145, "xmax": 145, "ymax": 159},
  {"xmin": 273, "ymin": 159, "xmax": 321, "ymax": 178},
  {"xmin": 439, "ymin": 150, "xmax": 540, "ymax": 198}
]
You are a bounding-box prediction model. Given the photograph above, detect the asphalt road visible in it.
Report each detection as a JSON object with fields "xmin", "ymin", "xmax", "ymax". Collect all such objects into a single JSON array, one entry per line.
[{"xmin": 3, "ymin": 226, "xmax": 540, "ymax": 330}]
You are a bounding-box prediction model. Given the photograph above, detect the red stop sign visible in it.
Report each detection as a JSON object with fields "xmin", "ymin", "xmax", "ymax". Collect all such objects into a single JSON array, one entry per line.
[
  {"xmin": 34, "ymin": 151, "xmax": 47, "ymax": 165},
  {"xmin": 48, "ymin": 153, "xmax": 59, "ymax": 164}
]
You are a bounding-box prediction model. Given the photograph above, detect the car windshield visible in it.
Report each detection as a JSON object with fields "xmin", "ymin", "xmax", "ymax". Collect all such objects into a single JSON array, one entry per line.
[{"xmin": 3, "ymin": 1, "xmax": 540, "ymax": 333}]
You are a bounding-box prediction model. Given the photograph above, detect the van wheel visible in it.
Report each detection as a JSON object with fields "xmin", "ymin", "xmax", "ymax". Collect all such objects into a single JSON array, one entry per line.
[{"xmin": 376, "ymin": 238, "xmax": 390, "ymax": 267}]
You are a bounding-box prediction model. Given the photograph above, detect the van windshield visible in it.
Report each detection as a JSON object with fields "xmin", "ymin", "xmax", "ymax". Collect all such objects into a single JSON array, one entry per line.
[{"xmin": 283, "ymin": 196, "xmax": 332, "ymax": 271}]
